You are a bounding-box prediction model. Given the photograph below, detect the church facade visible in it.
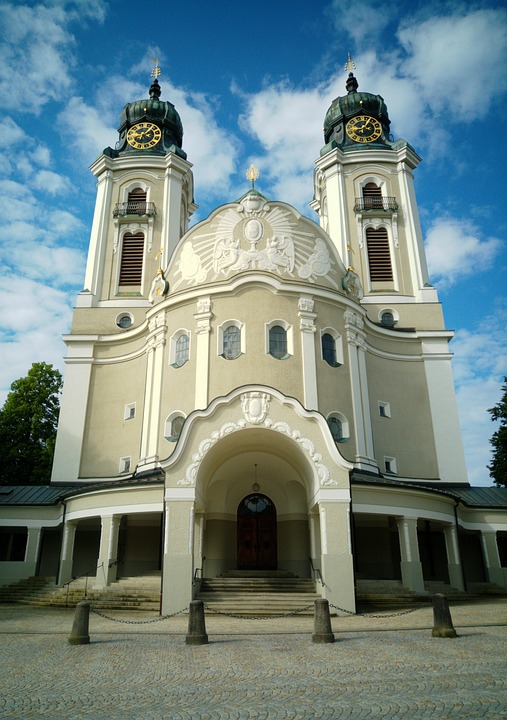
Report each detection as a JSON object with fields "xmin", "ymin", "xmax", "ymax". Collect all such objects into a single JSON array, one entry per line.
[{"xmin": 1, "ymin": 65, "xmax": 506, "ymax": 611}]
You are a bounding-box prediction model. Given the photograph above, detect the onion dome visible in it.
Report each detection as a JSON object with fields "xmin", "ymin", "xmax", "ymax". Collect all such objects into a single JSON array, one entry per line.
[
  {"xmin": 111, "ymin": 64, "xmax": 186, "ymax": 159},
  {"xmin": 322, "ymin": 72, "xmax": 391, "ymax": 150}
]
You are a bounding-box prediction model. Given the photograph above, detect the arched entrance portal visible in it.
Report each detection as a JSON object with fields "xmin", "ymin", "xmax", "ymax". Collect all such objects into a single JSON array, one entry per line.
[{"xmin": 237, "ymin": 494, "xmax": 277, "ymax": 570}]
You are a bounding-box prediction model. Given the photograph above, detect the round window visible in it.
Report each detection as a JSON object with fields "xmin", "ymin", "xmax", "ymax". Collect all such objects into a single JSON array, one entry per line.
[{"xmin": 116, "ymin": 314, "xmax": 133, "ymax": 329}]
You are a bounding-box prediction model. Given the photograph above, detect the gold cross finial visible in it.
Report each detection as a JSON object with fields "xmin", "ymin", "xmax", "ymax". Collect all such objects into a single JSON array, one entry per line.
[
  {"xmin": 246, "ymin": 164, "xmax": 259, "ymax": 189},
  {"xmin": 344, "ymin": 53, "xmax": 356, "ymax": 72},
  {"xmin": 150, "ymin": 57, "xmax": 161, "ymax": 78}
]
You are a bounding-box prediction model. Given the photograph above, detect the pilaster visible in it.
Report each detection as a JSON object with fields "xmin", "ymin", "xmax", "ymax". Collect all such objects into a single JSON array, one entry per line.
[
  {"xmin": 139, "ymin": 312, "xmax": 167, "ymax": 469},
  {"xmin": 194, "ymin": 297, "xmax": 212, "ymax": 410},
  {"xmin": 344, "ymin": 310, "xmax": 377, "ymax": 472},
  {"xmin": 298, "ymin": 296, "xmax": 318, "ymax": 410},
  {"xmin": 161, "ymin": 490, "xmax": 196, "ymax": 614}
]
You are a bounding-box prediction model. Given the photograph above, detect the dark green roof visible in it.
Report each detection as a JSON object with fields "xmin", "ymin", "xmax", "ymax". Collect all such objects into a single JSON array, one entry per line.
[{"xmin": 0, "ymin": 477, "xmax": 164, "ymax": 506}]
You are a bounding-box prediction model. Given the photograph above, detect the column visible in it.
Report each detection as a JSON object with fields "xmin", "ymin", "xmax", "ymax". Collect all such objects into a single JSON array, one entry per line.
[
  {"xmin": 162, "ymin": 154, "xmax": 193, "ymax": 262},
  {"xmin": 481, "ymin": 531, "xmax": 507, "ymax": 588},
  {"xmin": 194, "ymin": 297, "xmax": 212, "ymax": 409},
  {"xmin": 58, "ymin": 521, "xmax": 77, "ymax": 586},
  {"xmin": 396, "ymin": 516, "xmax": 425, "ymax": 593},
  {"xmin": 298, "ymin": 296, "xmax": 318, "ymax": 410},
  {"xmin": 94, "ymin": 515, "xmax": 122, "ymax": 588},
  {"xmin": 318, "ymin": 494, "xmax": 355, "ymax": 614},
  {"xmin": 443, "ymin": 524, "xmax": 465, "ymax": 591},
  {"xmin": 24, "ymin": 526, "xmax": 43, "ymax": 577},
  {"xmin": 161, "ymin": 490, "xmax": 196, "ymax": 614}
]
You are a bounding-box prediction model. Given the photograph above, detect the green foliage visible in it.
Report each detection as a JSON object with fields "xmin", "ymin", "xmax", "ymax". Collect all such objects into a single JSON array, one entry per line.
[
  {"xmin": 0, "ymin": 363, "xmax": 63, "ymax": 485},
  {"xmin": 488, "ymin": 377, "xmax": 507, "ymax": 488}
]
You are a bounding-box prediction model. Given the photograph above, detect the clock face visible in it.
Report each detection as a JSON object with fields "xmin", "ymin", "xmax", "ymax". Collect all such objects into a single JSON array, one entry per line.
[
  {"xmin": 346, "ymin": 115, "xmax": 382, "ymax": 143},
  {"xmin": 126, "ymin": 122, "xmax": 162, "ymax": 149}
]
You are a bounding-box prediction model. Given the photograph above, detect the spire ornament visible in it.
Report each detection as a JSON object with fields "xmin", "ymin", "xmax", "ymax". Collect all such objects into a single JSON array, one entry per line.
[
  {"xmin": 150, "ymin": 57, "xmax": 161, "ymax": 78},
  {"xmin": 246, "ymin": 164, "xmax": 259, "ymax": 189},
  {"xmin": 344, "ymin": 53, "xmax": 356, "ymax": 72}
]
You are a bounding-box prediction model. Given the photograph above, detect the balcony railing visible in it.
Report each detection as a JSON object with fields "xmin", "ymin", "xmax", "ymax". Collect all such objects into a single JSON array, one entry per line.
[
  {"xmin": 354, "ymin": 197, "xmax": 398, "ymax": 212},
  {"xmin": 113, "ymin": 201, "xmax": 157, "ymax": 217}
]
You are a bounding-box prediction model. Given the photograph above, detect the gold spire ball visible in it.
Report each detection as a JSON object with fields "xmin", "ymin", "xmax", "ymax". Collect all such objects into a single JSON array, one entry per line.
[{"xmin": 246, "ymin": 164, "xmax": 259, "ymax": 189}]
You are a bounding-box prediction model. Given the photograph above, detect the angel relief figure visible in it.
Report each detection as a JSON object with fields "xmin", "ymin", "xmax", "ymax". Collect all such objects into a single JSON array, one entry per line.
[
  {"xmin": 213, "ymin": 235, "xmax": 241, "ymax": 274},
  {"xmin": 259, "ymin": 234, "xmax": 295, "ymax": 274}
]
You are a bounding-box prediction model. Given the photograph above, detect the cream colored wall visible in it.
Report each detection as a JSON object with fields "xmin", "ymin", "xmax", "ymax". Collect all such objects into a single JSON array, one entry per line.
[
  {"xmin": 366, "ymin": 352, "xmax": 439, "ymax": 478},
  {"xmin": 80, "ymin": 358, "xmax": 147, "ymax": 477},
  {"xmin": 364, "ymin": 303, "xmax": 446, "ymax": 332},
  {"xmin": 208, "ymin": 289, "xmax": 305, "ymax": 402}
]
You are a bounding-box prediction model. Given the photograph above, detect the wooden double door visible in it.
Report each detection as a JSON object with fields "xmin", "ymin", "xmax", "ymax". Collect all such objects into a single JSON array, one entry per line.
[{"xmin": 237, "ymin": 494, "xmax": 277, "ymax": 570}]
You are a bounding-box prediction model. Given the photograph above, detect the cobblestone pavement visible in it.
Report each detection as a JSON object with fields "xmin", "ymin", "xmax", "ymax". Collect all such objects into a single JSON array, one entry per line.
[{"xmin": 0, "ymin": 599, "xmax": 506, "ymax": 719}]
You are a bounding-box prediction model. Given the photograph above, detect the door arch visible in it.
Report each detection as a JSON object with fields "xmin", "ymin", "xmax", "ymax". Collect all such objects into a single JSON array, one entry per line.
[{"xmin": 237, "ymin": 494, "xmax": 277, "ymax": 570}]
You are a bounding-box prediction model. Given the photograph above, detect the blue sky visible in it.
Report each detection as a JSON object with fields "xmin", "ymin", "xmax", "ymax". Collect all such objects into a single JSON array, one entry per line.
[{"xmin": 0, "ymin": 0, "xmax": 506, "ymax": 485}]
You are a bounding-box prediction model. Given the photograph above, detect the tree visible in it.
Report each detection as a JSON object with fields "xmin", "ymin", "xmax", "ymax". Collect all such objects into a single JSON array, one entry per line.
[
  {"xmin": 0, "ymin": 362, "xmax": 63, "ymax": 486},
  {"xmin": 488, "ymin": 377, "xmax": 507, "ymax": 487}
]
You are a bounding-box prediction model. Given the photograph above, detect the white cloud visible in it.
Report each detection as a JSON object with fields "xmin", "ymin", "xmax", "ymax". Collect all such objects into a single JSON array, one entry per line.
[
  {"xmin": 32, "ymin": 170, "xmax": 70, "ymax": 195},
  {"xmin": 0, "ymin": 1, "xmax": 107, "ymax": 113},
  {"xmin": 0, "ymin": 272, "xmax": 76, "ymax": 383},
  {"xmin": 58, "ymin": 96, "xmax": 117, "ymax": 162},
  {"xmin": 425, "ymin": 217, "xmax": 501, "ymax": 287},
  {"xmin": 399, "ymin": 8, "xmax": 507, "ymax": 120},
  {"xmin": 0, "ymin": 117, "xmax": 26, "ymax": 148},
  {"xmin": 328, "ymin": 0, "xmax": 397, "ymax": 45},
  {"xmin": 9, "ymin": 242, "xmax": 85, "ymax": 287}
]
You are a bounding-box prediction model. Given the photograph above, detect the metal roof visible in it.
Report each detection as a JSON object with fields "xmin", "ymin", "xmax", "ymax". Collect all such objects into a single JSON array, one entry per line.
[
  {"xmin": 0, "ymin": 478, "xmax": 164, "ymax": 506},
  {"xmin": 0, "ymin": 485, "xmax": 76, "ymax": 506}
]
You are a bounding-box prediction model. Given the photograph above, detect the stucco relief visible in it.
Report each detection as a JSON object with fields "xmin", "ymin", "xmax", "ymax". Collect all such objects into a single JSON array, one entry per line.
[
  {"xmin": 241, "ymin": 392, "xmax": 271, "ymax": 425},
  {"xmin": 177, "ymin": 415, "xmax": 337, "ymax": 488},
  {"xmin": 171, "ymin": 201, "xmax": 340, "ymax": 291}
]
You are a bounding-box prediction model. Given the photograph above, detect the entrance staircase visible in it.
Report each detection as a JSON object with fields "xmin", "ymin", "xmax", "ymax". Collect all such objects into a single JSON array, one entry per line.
[
  {"xmin": 196, "ymin": 571, "xmax": 320, "ymax": 616},
  {"xmin": 0, "ymin": 573, "xmax": 161, "ymax": 610}
]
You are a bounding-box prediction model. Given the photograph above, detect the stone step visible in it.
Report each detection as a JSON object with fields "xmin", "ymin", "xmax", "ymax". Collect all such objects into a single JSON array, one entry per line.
[{"xmin": 200, "ymin": 579, "xmax": 315, "ymax": 593}]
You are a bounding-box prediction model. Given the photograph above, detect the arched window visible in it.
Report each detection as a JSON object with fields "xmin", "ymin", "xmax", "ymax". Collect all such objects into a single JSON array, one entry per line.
[
  {"xmin": 165, "ymin": 414, "xmax": 185, "ymax": 442},
  {"xmin": 174, "ymin": 334, "xmax": 189, "ymax": 367},
  {"xmin": 127, "ymin": 187, "xmax": 147, "ymax": 214},
  {"xmin": 322, "ymin": 333, "xmax": 337, "ymax": 366},
  {"xmin": 328, "ymin": 416, "xmax": 343, "ymax": 442},
  {"xmin": 222, "ymin": 325, "xmax": 241, "ymax": 359},
  {"xmin": 269, "ymin": 325, "xmax": 288, "ymax": 359},
  {"xmin": 119, "ymin": 232, "xmax": 144, "ymax": 286},
  {"xmin": 366, "ymin": 227, "xmax": 393, "ymax": 282},
  {"xmin": 327, "ymin": 413, "xmax": 349, "ymax": 443}
]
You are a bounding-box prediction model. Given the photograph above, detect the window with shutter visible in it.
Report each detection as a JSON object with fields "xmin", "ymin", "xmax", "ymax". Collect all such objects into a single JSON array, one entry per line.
[
  {"xmin": 119, "ymin": 232, "xmax": 144, "ymax": 286},
  {"xmin": 366, "ymin": 227, "xmax": 393, "ymax": 281},
  {"xmin": 127, "ymin": 187, "xmax": 147, "ymax": 214}
]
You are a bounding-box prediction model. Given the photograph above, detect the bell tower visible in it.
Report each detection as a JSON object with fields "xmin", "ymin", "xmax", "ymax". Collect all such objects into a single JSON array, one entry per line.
[
  {"xmin": 312, "ymin": 59, "xmax": 437, "ymax": 329},
  {"xmin": 80, "ymin": 60, "xmax": 196, "ymax": 309}
]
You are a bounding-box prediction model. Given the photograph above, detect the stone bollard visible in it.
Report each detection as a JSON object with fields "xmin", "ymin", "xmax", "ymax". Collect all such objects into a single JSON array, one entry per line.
[
  {"xmin": 312, "ymin": 598, "xmax": 335, "ymax": 643},
  {"xmin": 68, "ymin": 600, "xmax": 91, "ymax": 645},
  {"xmin": 432, "ymin": 593, "xmax": 457, "ymax": 638},
  {"xmin": 186, "ymin": 600, "xmax": 208, "ymax": 645}
]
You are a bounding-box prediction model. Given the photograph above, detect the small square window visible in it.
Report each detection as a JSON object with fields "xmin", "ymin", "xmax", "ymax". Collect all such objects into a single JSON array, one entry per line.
[
  {"xmin": 379, "ymin": 401, "xmax": 391, "ymax": 418},
  {"xmin": 384, "ymin": 456, "xmax": 397, "ymax": 474},
  {"xmin": 120, "ymin": 456, "xmax": 131, "ymax": 474},
  {"xmin": 124, "ymin": 403, "xmax": 136, "ymax": 420}
]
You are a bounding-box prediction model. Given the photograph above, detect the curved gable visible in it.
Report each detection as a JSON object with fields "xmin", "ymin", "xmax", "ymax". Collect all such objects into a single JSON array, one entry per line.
[{"xmin": 167, "ymin": 192, "xmax": 348, "ymax": 293}]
